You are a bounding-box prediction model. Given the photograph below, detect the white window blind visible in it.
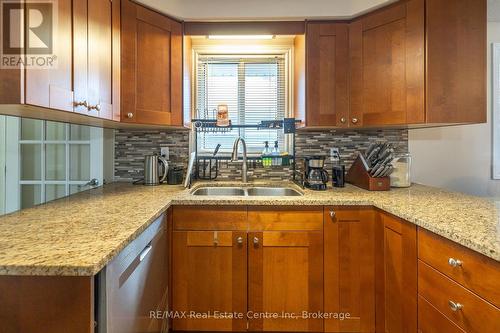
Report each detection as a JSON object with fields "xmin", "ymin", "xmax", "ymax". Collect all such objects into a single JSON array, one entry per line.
[{"xmin": 196, "ymin": 56, "xmax": 287, "ymax": 154}]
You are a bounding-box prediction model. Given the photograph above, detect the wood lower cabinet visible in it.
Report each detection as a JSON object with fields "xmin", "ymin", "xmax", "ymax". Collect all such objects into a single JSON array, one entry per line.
[
  {"xmin": 417, "ymin": 227, "xmax": 500, "ymax": 333},
  {"xmin": 323, "ymin": 206, "xmax": 375, "ymax": 332},
  {"xmin": 2, "ymin": 205, "xmax": 499, "ymax": 333},
  {"xmin": 121, "ymin": 0, "xmax": 182, "ymax": 126},
  {"xmin": 171, "ymin": 206, "xmax": 323, "ymax": 332},
  {"xmin": 305, "ymin": 22, "xmax": 349, "ymax": 127},
  {"xmin": 418, "ymin": 228, "xmax": 500, "ymax": 308},
  {"xmin": 375, "ymin": 211, "xmax": 418, "ymax": 333},
  {"xmin": 418, "ymin": 260, "xmax": 500, "ymax": 333},
  {"xmin": 418, "ymin": 295, "xmax": 466, "ymax": 333},
  {"xmin": 248, "ymin": 231, "xmax": 323, "ymax": 332},
  {"xmin": 172, "ymin": 230, "xmax": 247, "ymax": 331},
  {"xmin": 0, "ymin": 276, "xmax": 94, "ymax": 333}
]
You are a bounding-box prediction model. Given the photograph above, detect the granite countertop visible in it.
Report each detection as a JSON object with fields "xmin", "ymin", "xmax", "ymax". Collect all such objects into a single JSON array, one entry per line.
[{"xmin": 0, "ymin": 181, "xmax": 499, "ymax": 276}]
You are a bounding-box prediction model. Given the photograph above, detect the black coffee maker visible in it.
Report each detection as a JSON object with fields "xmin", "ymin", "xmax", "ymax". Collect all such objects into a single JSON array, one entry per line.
[{"xmin": 304, "ymin": 156, "xmax": 329, "ymax": 190}]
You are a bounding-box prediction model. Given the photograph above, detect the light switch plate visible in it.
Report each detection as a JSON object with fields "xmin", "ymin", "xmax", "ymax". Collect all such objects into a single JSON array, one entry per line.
[{"xmin": 160, "ymin": 147, "xmax": 170, "ymax": 160}]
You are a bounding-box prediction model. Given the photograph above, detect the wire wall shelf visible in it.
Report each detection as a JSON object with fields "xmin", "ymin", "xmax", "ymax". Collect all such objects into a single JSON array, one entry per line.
[{"xmin": 192, "ymin": 118, "xmax": 300, "ymax": 133}]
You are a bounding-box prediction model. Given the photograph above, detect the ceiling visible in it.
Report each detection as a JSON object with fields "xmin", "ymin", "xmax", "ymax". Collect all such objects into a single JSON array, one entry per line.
[{"xmin": 136, "ymin": 0, "xmax": 397, "ymax": 21}]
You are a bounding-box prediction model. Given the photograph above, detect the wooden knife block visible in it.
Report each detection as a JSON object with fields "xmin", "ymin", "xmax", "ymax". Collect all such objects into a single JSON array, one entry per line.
[{"xmin": 346, "ymin": 155, "xmax": 390, "ymax": 191}]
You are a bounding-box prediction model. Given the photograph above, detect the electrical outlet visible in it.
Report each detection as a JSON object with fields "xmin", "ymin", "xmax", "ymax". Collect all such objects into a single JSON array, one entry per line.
[
  {"xmin": 160, "ymin": 147, "xmax": 170, "ymax": 160},
  {"xmin": 330, "ymin": 148, "xmax": 340, "ymax": 161}
]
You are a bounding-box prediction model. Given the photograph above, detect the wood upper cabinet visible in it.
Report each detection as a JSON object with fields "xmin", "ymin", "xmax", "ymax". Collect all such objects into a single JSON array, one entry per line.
[
  {"xmin": 87, "ymin": 0, "xmax": 114, "ymax": 119},
  {"xmin": 73, "ymin": 0, "xmax": 115, "ymax": 119},
  {"xmin": 306, "ymin": 22, "xmax": 349, "ymax": 127},
  {"xmin": 323, "ymin": 206, "xmax": 375, "ymax": 332},
  {"xmin": 303, "ymin": 0, "xmax": 486, "ymax": 128},
  {"xmin": 426, "ymin": 0, "xmax": 486, "ymax": 124},
  {"xmin": 375, "ymin": 211, "xmax": 418, "ymax": 333},
  {"xmin": 248, "ymin": 231, "xmax": 323, "ymax": 332},
  {"xmin": 121, "ymin": 0, "xmax": 182, "ymax": 126},
  {"xmin": 25, "ymin": 0, "xmax": 74, "ymax": 112},
  {"xmin": 172, "ymin": 230, "xmax": 247, "ymax": 332},
  {"xmin": 16, "ymin": 0, "xmax": 118, "ymax": 120},
  {"xmin": 350, "ymin": 0, "xmax": 425, "ymax": 127}
]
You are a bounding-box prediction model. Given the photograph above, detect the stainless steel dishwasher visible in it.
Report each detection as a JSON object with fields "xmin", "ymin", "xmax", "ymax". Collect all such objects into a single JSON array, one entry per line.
[{"xmin": 95, "ymin": 214, "xmax": 169, "ymax": 333}]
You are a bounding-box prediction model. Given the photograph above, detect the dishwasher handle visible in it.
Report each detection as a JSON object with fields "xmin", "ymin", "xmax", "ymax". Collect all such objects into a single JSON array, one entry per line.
[{"xmin": 139, "ymin": 243, "xmax": 152, "ymax": 262}]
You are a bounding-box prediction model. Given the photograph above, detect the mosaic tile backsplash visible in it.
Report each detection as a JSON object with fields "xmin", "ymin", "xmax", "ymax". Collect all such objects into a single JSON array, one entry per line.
[
  {"xmin": 114, "ymin": 130, "xmax": 190, "ymax": 181},
  {"xmin": 114, "ymin": 128, "xmax": 408, "ymax": 182}
]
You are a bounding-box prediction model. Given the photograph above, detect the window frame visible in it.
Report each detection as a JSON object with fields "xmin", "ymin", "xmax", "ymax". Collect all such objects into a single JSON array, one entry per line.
[{"xmin": 192, "ymin": 41, "xmax": 295, "ymax": 156}]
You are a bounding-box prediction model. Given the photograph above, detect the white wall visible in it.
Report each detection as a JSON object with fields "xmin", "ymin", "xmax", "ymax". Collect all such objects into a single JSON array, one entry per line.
[{"xmin": 408, "ymin": 22, "xmax": 500, "ymax": 197}]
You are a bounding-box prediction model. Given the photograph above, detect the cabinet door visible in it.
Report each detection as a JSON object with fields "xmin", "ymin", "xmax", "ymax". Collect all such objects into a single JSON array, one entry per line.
[
  {"xmin": 350, "ymin": 0, "xmax": 424, "ymax": 127},
  {"xmin": 25, "ymin": 0, "xmax": 73, "ymax": 111},
  {"xmin": 172, "ymin": 231, "xmax": 247, "ymax": 331},
  {"xmin": 426, "ymin": 0, "xmax": 486, "ymax": 124},
  {"xmin": 324, "ymin": 207, "xmax": 375, "ymax": 332},
  {"xmin": 73, "ymin": 0, "xmax": 89, "ymax": 114},
  {"xmin": 375, "ymin": 212, "xmax": 417, "ymax": 333},
  {"xmin": 306, "ymin": 22, "xmax": 349, "ymax": 127},
  {"xmin": 121, "ymin": 0, "xmax": 182, "ymax": 125},
  {"xmin": 87, "ymin": 0, "xmax": 113, "ymax": 119},
  {"xmin": 248, "ymin": 231, "xmax": 323, "ymax": 332}
]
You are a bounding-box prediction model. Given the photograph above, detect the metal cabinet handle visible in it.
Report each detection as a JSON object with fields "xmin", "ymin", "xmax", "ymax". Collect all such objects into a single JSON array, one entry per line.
[
  {"xmin": 213, "ymin": 231, "xmax": 219, "ymax": 246},
  {"xmin": 127, "ymin": 112, "xmax": 134, "ymax": 119},
  {"xmin": 253, "ymin": 237, "xmax": 259, "ymax": 245},
  {"xmin": 237, "ymin": 236, "xmax": 243, "ymax": 244},
  {"xmin": 88, "ymin": 103, "xmax": 101, "ymax": 112},
  {"xmin": 74, "ymin": 100, "xmax": 88, "ymax": 108},
  {"xmin": 351, "ymin": 117, "xmax": 359, "ymax": 124},
  {"xmin": 340, "ymin": 117, "xmax": 346, "ymax": 124},
  {"xmin": 448, "ymin": 300, "xmax": 463, "ymax": 311},
  {"xmin": 448, "ymin": 258, "xmax": 463, "ymax": 267},
  {"xmin": 139, "ymin": 243, "xmax": 152, "ymax": 262},
  {"xmin": 329, "ymin": 210, "xmax": 336, "ymax": 220}
]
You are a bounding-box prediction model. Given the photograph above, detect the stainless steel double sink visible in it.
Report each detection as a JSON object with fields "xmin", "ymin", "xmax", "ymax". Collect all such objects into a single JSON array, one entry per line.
[{"xmin": 191, "ymin": 186, "xmax": 303, "ymax": 197}]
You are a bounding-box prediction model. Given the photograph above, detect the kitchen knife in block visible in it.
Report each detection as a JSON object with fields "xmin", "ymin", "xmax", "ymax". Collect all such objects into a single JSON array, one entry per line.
[{"xmin": 346, "ymin": 155, "xmax": 390, "ymax": 191}]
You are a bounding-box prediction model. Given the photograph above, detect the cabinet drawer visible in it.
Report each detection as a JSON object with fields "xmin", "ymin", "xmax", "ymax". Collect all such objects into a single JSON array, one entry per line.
[
  {"xmin": 418, "ymin": 228, "xmax": 500, "ymax": 307},
  {"xmin": 324, "ymin": 205, "xmax": 374, "ymax": 222},
  {"xmin": 173, "ymin": 206, "xmax": 247, "ymax": 230},
  {"xmin": 247, "ymin": 206, "xmax": 323, "ymax": 231},
  {"xmin": 418, "ymin": 295, "xmax": 465, "ymax": 333},
  {"xmin": 418, "ymin": 260, "xmax": 500, "ymax": 333}
]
